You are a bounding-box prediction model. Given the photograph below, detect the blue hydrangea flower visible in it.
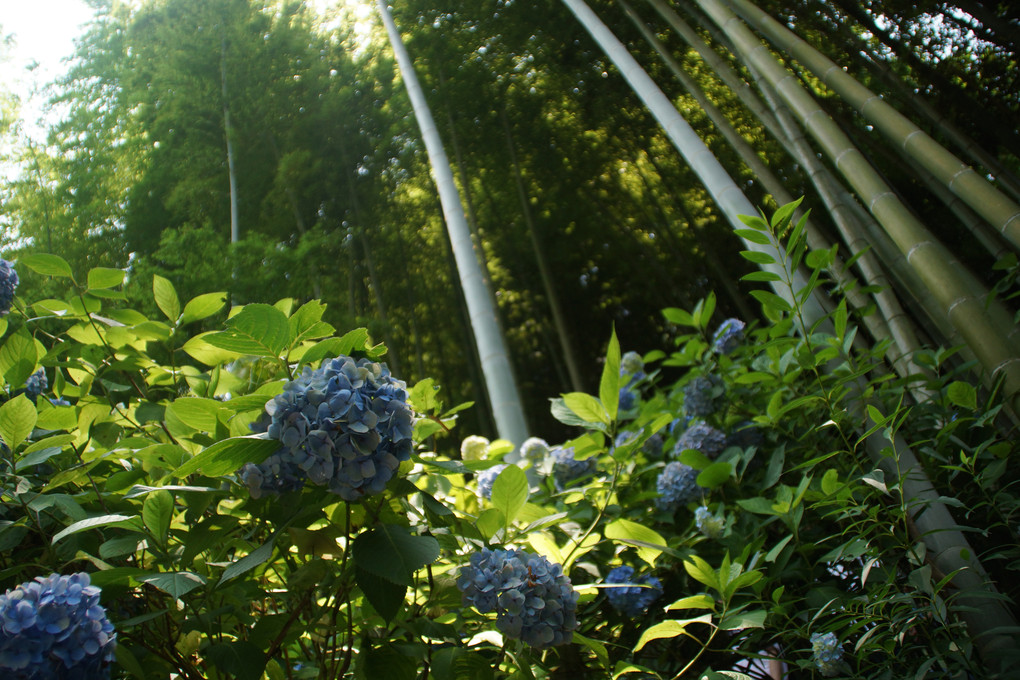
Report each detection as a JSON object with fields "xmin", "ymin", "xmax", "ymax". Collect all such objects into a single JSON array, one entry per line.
[
  {"xmin": 551, "ymin": 446, "xmax": 597, "ymax": 490},
  {"xmin": 712, "ymin": 318, "xmax": 745, "ymax": 354},
  {"xmin": 239, "ymin": 355, "xmax": 414, "ymax": 502},
  {"xmin": 457, "ymin": 548, "xmax": 578, "ymax": 649},
  {"xmin": 604, "ymin": 565, "xmax": 662, "ymax": 616},
  {"xmin": 620, "ymin": 351, "xmax": 644, "ymax": 376},
  {"xmin": 695, "ymin": 506, "xmax": 725, "ymax": 539},
  {"xmin": 656, "ymin": 461, "xmax": 701, "ymax": 511},
  {"xmin": 675, "ymin": 422, "xmax": 727, "ymax": 459},
  {"xmin": 683, "ymin": 375, "xmax": 724, "ymax": 417},
  {"xmin": 668, "ymin": 416, "xmax": 692, "ymax": 436},
  {"xmin": 0, "ymin": 572, "xmax": 116, "ymax": 679},
  {"xmin": 810, "ymin": 631, "xmax": 843, "ymax": 677},
  {"xmin": 520, "ymin": 437, "xmax": 550, "ymax": 466},
  {"xmin": 24, "ymin": 369, "xmax": 48, "ymax": 403},
  {"xmin": 0, "ymin": 259, "xmax": 18, "ymax": 315},
  {"xmin": 461, "ymin": 435, "xmax": 490, "ymax": 461},
  {"xmin": 476, "ymin": 464, "xmax": 508, "ymax": 500},
  {"xmin": 618, "ymin": 382, "xmax": 639, "ymax": 412}
]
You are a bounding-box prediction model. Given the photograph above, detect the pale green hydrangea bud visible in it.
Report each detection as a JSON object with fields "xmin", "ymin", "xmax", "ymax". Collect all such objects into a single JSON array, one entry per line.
[{"xmin": 461, "ymin": 435, "xmax": 490, "ymax": 461}]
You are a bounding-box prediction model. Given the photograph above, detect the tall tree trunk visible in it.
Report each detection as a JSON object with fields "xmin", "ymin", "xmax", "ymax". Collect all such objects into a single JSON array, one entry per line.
[
  {"xmin": 501, "ymin": 107, "xmax": 584, "ymax": 393},
  {"xmin": 377, "ymin": 0, "xmax": 529, "ymax": 447}
]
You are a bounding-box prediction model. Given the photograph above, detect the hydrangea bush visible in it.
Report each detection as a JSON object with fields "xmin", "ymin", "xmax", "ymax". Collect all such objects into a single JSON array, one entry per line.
[{"xmin": 1, "ymin": 199, "xmax": 1016, "ymax": 680}]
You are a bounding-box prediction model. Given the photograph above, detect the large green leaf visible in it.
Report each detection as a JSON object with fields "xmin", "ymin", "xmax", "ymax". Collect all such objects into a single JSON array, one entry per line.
[
  {"xmin": 87, "ymin": 267, "xmax": 126, "ymax": 290},
  {"xmin": 490, "ymin": 465, "xmax": 528, "ymax": 526},
  {"xmin": 219, "ymin": 540, "xmax": 275, "ymax": 584},
  {"xmin": 352, "ymin": 524, "xmax": 440, "ymax": 586},
  {"xmin": 599, "ymin": 328, "xmax": 621, "ymax": 421},
  {"xmin": 142, "ymin": 571, "xmax": 206, "ymax": 599},
  {"xmin": 20, "ymin": 253, "xmax": 73, "ymax": 278},
  {"xmin": 205, "ymin": 641, "xmax": 266, "ymax": 680},
  {"xmin": 167, "ymin": 397, "xmax": 227, "ymax": 433},
  {"xmin": 142, "ymin": 490, "xmax": 174, "ymax": 546},
  {"xmin": 0, "ymin": 395, "xmax": 38, "ymax": 452},
  {"xmin": 605, "ymin": 519, "xmax": 667, "ymax": 566},
  {"xmin": 0, "ymin": 330, "xmax": 38, "ymax": 388},
  {"xmin": 173, "ymin": 436, "xmax": 278, "ymax": 478},
  {"xmin": 561, "ymin": 392, "xmax": 610, "ymax": 425},
  {"xmin": 180, "ymin": 292, "xmax": 227, "ymax": 325},
  {"xmin": 204, "ymin": 304, "xmax": 291, "ymax": 357},
  {"xmin": 633, "ymin": 615, "xmax": 713, "ymax": 652},
  {"xmin": 51, "ymin": 514, "xmax": 136, "ymax": 544},
  {"xmin": 356, "ymin": 567, "xmax": 407, "ymax": 622},
  {"xmin": 153, "ymin": 274, "xmax": 181, "ymax": 322}
]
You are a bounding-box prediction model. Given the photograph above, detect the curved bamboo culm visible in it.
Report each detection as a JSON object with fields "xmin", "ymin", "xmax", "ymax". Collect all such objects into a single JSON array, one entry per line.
[
  {"xmin": 376, "ymin": 0, "xmax": 530, "ymax": 449},
  {"xmin": 688, "ymin": 0, "xmax": 1019, "ymax": 666},
  {"xmin": 559, "ymin": 0, "xmax": 832, "ymax": 329},
  {"xmin": 616, "ymin": 0, "xmax": 916, "ymax": 376},
  {"xmin": 726, "ymin": 0, "xmax": 1020, "ymax": 254},
  {"xmin": 693, "ymin": 0, "xmax": 1020, "ymax": 418}
]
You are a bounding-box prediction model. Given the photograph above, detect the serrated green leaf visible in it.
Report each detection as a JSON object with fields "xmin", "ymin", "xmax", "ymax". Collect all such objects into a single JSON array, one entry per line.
[
  {"xmin": 633, "ymin": 616, "xmax": 712, "ymax": 652},
  {"xmin": 947, "ymin": 381, "xmax": 977, "ymax": 410},
  {"xmin": 86, "ymin": 267, "xmax": 125, "ymax": 290},
  {"xmin": 180, "ymin": 292, "xmax": 228, "ymax": 325},
  {"xmin": 142, "ymin": 490, "xmax": 174, "ymax": 546},
  {"xmin": 352, "ymin": 525, "xmax": 440, "ymax": 586},
  {"xmin": 0, "ymin": 330, "xmax": 37, "ymax": 388},
  {"xmin": 204, "ymin": 304, "xmax": 291, "ymax": 357},
  {"xmin": 142, "ymin": 571, "xmax": 206, "ymax": 599},
  {"xmin": 599, "ymin": 328, "xmax": 621, "ymax": 421},
  {"xmin": 219, "ymin": 540, "xmax": 274, "ymax": 584},
  {"xmin": 0, "ymin": 394, "xmax": 37, "ymax": 452},
  {"xmin": 490, "ymin": 465, "xmax": 528, "ymax": 525},
  {"xmin": 356, "ymin": 566, "xmax": 406, "ymax": 622},
  {"xmin": 561, "ymin": 392, "xmax": 609, "ymax": 425},
  {"xmin": 605, "ymin": 519, "xmax": 667, "ymax": 566},
  {"xmin": 173, "ymin": 436, "xmax": 278, "ymax": 478},
  {"xmin": 181, "ymin": 332, "xmax": 244, "ymax": 366},
  {"xmin": 20, "ymin": 253, "xmax": 73, "ymax": 278},
  {"xmin": 52, "ymin": 514, "xmax": 136, "ymax": 544},
  {"xmin": 153, "ymin": 275, "xmax": 181, "ymax": 322}
]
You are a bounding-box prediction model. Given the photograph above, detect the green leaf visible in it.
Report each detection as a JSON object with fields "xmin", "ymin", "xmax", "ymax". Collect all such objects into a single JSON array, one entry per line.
[
  {"xmin": 561, "ymin": 392, "xmax": 609, "ymax": 425},
  {"xmin": 770, "ymin": 197, "xmax": 803, "ymax": 230},
  {"xmin": 741, "ymin": 271, "xmax": 783, "ymax": 283},
  {"xmin": 599, "ymin": 328, "xmax": 621, "ymax": 421},
  {"xmin": 219, "ymin": 540, "xmax": 274, "ymax": 584},
  {"xmin": 356, "ymin": 567, "xmax": 407, "ymax": 622},
  {"xmin": 173, "ymin": 436, "xmax": 278, "ymax": 478},
  {"xmin": 181, "ymin": 332, "xmax": 244, "ymax": 366},
  {"xmin": 550, "ymin": 397, "xmax": 606, "ymax": 432},
  {"xmin": 740, "ymin": 250, "xmax": 776, "ymax": 265},
  {"xmin": 605, "ymin": 519, "xmax": 667, "ymax": 566},
  {"xmin": 142, "ymin": 490, "xmax": 174, "ymax": 546},
  {"xmin": 666, "ymin": 594, "xmax": 716, "ymax": 611},
  {"xmin": 180, "ymin": 292, "xmax": 228, "ymax": 325},
  {"xmin": 409, "ymin": 378, "xmax": 440, "ymax": 412},
  {"xmin": 167, "ymin": 397, "xmax": 227, "ymax": 433},
  {"xmin": 476, "ymin": 508, "xmax": 505, "ymax": 540},
  {"xmin": 0, "ymin": 395, "xmax": 37, "ymax": 452},
  {"xmin": 352, "ymin": 525, "xmax": 440, "ymax": 586},
  {"xmin": 86, "ymin": 267, "xmax": 125, "ymax": 290},
  {"xmin": 633, "ymin": 615, "xmax": 712, "ymax": 652},
  {"xmin": 205, "ymin": 641, "xmax": 266, "ymax": 680},
  {"xmin": 52, "ymin": 514, "xmax": 136, "ymax": 544},
  {"xmin": 490, "ymin": 465, "xmax": 528, "ymax": 525},
  {"xmin": 20, "ymin": 253, "xmax": 73, "ymax": 278},
  {"xmin": 142, "ymin": 571, "xmax": 206, "ymax": 599},
  {"xmin": 0, "ymin": 330, "xmax": 38, "ymax": 388},
  {"xmin": 947, "ymin": 381, "xmax": 977, "ymax": 410},
  {"xmin": 696, "ymin": 462, "xmax": 732, "ymax": 489},
  {"xmin": 204, "ymin": 304, "xmax": 291, "ymax": 357},
  {"xmin": 662, "ymin": 307, "xmax": 696, "ymax": 327},
  {"xmin": 734, "ymin": 228, "xmax": 772, "ymax": 246},
  {"xmin": 573, "ymin": 632, "xmax": 609, "ymax": 670},
  {"xmin": 153, "ymin": 275, "xmax": 181, "ymax": 322},
  {"xmin": 684, "ymin": 555, "xmax": 718, "ymax": 589},
  {"xmin": 749, "ymin": 290, "xmax": 792, "ymax": 313},
  {"xmin": 719, "ymin": 609, "xmax": 767, "ymax": 630}
]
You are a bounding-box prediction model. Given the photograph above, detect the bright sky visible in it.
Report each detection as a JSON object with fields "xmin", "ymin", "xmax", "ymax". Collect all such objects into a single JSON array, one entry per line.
[{"xmin": 1, "ymin": 0, "xmax": 97, "ymax": 142}]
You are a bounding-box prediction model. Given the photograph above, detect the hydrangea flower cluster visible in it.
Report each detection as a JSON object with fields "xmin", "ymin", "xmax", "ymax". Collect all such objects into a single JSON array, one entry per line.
[
  {"xmin": 551, "ymin": 446, "xmax": 597, "ymax": 490},
  {"xmin": 618, "ymin": 382, "xmax": 639, "ymax": 412},
  {"xmin": 461, "ymin": 435, "xmax": 490, "ymax": 461},
  {"xmin": 656, "ymin": 461, "xmax": 701, "ymax": 511},
  {"xmin": 621, "ymin": 351, "xmax": 644, "ymax": 376},
  {"xmin": 239, "ymin": 355, "xmax": 414, "ymax": 501},
  {"xmin": 457, "ymin": 548, "xmax": 578, "ymax": 649},
  {"xmin": 0, "ymin": 259, "xmax": 18, "ymax": 315},
  {"xmin": 675, "ymin": 422, "xmax": 727, "ymax": 459},
  {"xmin": 604, "ymin": 565, "xmax": 662, "ymax": 616},
  {"xmin": 810, "ymin": 631, "xmax": 843, "ymax": 677},
  {"xmin": 520, "ymin": 437, "xmax": 550, "ymax": 466},
  {"xmin": 0, "ymin": 572, "xmax": 116, "ymax": 679},
  {"xmin": 695, "ymin": 506, "xmax": 725, "ymax": 539},
  {"xmin": 24, "ymin": 369, "xmax": 48, "ymax": 403},
  {"xmin": 712, "ymin": 318, "xmax": 745, "ymax": 354},
  {"xmin": 476, "ymin": 464, "xmax": 508, "ymax": 500},
  {"xmin": 683, "ymin": 375, "xmax": 724, "ymax": 417}
]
